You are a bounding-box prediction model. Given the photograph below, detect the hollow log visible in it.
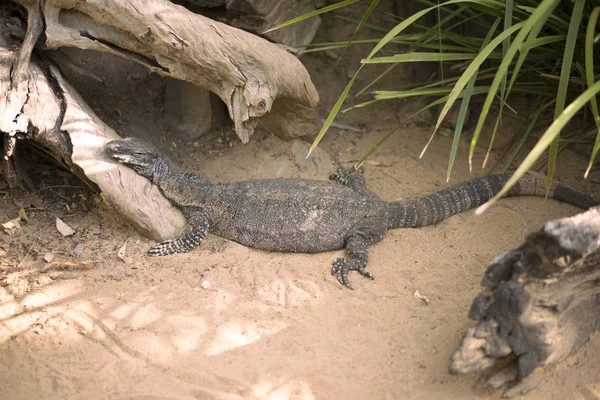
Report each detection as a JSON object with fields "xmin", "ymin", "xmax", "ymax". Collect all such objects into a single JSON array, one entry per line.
[
  {"xmin": 450, "ymin": 207, "xmax": 600, "ymax": 396},
  {"xmin": 1, "ymin": 11, "xmax": 186, "ymax": 241},
  {"xmin": 12, "ymin": 0, "xmax": 319, "ymax": 143}
]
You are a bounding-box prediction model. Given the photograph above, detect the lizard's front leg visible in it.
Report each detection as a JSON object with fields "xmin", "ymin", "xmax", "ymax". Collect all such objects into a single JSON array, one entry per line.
[
  {"xmin": 329, "ymin": 166, "xmax": 380, "ymax": 199},
  {"xmin": 147, "ymin": 210, "xmax": 210, "ymax": 256}
]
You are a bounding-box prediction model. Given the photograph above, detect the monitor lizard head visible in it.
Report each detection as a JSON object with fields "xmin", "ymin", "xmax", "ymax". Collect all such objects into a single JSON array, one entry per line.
[{"xmin": 105, "ymin": 137, "xmax": 162, "ymax": 179}]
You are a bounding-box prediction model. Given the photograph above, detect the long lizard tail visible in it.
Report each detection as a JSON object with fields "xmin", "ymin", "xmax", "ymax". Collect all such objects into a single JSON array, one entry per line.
[{"xmin": 387, "ymin": 173, "xmax": 597, "ymax": 229}]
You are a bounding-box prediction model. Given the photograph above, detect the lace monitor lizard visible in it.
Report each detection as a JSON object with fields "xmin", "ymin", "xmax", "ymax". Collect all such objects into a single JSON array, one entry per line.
[{"xmin": 106, "ymin": 138, "xmax": 597, "ymax": 289}]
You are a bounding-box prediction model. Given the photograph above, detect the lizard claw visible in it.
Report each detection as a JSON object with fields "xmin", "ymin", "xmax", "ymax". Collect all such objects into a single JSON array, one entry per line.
[
  {"xmin": 329, "ymin": 166, "xmax": 364, "ymax": 186},
  {"xmin": 331, "ymin": 257, "xmax": 374, "ymax": 289},
  {"xmin": 328, "ymin": 166, "xmax": 344, "ymax": 183}
]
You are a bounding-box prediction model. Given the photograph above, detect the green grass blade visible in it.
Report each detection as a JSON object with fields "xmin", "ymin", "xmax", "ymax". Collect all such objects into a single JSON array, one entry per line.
[
  {"xmin": 468, "ymin": 0, "xmax": 559, "ymax": 172},
  {"xmin": 335, "ymin": 0, "xmax": 380, "ymax": 65},
  {"xmin": 500, "ymin": 97, "xmax": 552, "ymax": 173},
  {"xmin": 342, "ymin": 98, "xmax": 383, "ymax": 112},
  {"xmin": 353, "ymin": 0, "xmax": 379, "ymax": 36},
  {"xmin": 363, "ymin": 0, "xmax": 503, "ymax": 61},
  {"xmin": 354, "ymin": 86, "xmax": 497, "ymax": 164},
  {"xmin": 374, "ymin": 87, "xmax": 453, "ymax": 99},
  {"xmin": 307, "ymin": 71, "xmax": 359, "ymax": 156},
  {"xmin": 585, "ymin": 7, "xmax": 600, "ymax": 178},
  {"xmin": 263, "ymin": 0, "xmax": 361, "ymax": 33},
  {"xmin": 500, "ymin": 0, "xmax": 513, "ymax": 102},
  {"xmin": 423, "ymin": 21, "xmax": 524, "ymax": 157},
  {"xmin": 309, "ymin": 0, "xmax": 492, "ymax": 155},
  {"xmin": 546, "ymin": 0, "xmax": 585, "ymax": 191},
  {"xmin": 484, "ymin": 0, "xmax": 512, "ymax": 171},
  {"xmin": 363, "ymin": 52, "xmax": 478, "ymax": 63},
  {"xmin": 481, "ymin": 4, "xmax": 558, "ymax": 172},
  {"xmin": 517, "ymin": 5, "xmax": 569, "ymax": 31},
  {"xmin": 447, "ymin": 18, "xmax": 501, "ymax": 181},
  {"xmin": 300, "ymin": 37, "xmax": 482, "ymax": 53},
  {"xmin": 334, "ymin": 15, "xmax": 389, "ymax": 33},
  {"xmin": 355, "ymin": 125, "xmax": 403, "ymax": 168},
  {"xmin": 476, "ymin": 79, "xmax": 600, "ymax": 214}
]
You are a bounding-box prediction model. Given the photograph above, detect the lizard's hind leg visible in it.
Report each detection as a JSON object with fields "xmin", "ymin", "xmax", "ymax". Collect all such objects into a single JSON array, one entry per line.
[
  {"xmin": 332, "ymin": 217, "xmax": 387, "ymax": 289},
  {"xmin": 329, "ymin": 166, "xmax": 379, "ymax": 199},
  {"xmin": 147, "ymin": 211, "xmax": 210, "ymax": 256}
]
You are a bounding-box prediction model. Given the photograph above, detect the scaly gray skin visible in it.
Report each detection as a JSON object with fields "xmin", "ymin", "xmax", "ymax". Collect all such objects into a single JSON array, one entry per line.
[{"xmin": 105, "ymin": 138, "xmax": 598, "ymax": 289}]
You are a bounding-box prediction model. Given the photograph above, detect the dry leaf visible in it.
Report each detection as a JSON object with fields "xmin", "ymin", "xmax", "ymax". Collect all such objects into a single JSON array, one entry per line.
[
  {"xmin": 117, "ymin": 237, "xmax": 131, "ymax": 262},
  {"xmin": 56, "ymin": 218, "xmax": 75, "ymax": 236},
  {"xmin": 2, "ymin": 217, "xmax": 22, "ymax": 235},
  {"xmin": 2, "ymin": 209, "xmax": 27, "ymax": 235},
  {"xmin": 414, "ymin": 290, "xmax": 430, "ymax": 305}
]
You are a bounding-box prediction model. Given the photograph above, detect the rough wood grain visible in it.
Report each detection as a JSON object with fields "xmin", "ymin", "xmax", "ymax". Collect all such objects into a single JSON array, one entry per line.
[
  {"xmin": 0, "ymin": 14, "xmax": 186, "ymax": 241},
  {"xmin": 450, "ymin": 207, "xmax": 600, "ymax": 396},
  {"xmin": 16, "ymin": 0, "xmax": 319, "ymax": 143}
]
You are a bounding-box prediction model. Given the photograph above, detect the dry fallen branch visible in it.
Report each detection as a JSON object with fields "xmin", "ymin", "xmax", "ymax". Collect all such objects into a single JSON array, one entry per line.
[
  {"xmin": 450, "ymin": 207, "xmax": 600, "ymax": 396},
  {"xmin": 30, "ymin": 0, "xmax": 319, "ymax": 142},
  {"xmin": 1, "ymin": 10, "xmax": 186, "ymax": 240}
]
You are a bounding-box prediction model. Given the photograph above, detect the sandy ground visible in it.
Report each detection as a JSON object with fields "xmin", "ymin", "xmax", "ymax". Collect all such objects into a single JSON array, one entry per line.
[{"xmin": 2, "ymin": 37, "xmax": 600, "ymax": 400}]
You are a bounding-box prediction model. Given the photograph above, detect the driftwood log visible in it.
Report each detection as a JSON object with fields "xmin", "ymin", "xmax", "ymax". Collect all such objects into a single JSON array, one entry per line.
[
  {"xmin": 0, "ymin": 13, "xmax": 186, "ymax": 240},
  {"xmin": 13, "ymin": 0, "xmax": 319, "ymax": 143},
  {"xmin": 0, "ymin": 0, "xmax": 318, "ymax": 241},
  {"xmin": 450, "ymin": 207, "xmax": 600, "ymax": 396}
]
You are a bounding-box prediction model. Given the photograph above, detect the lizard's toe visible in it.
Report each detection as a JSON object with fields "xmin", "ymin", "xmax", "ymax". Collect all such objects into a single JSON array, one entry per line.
[
  {"xmin": 332, "ymin": 257, "xmax": 373, "ymax": 289},
  {"xmin": 358, "ymin": 267, "xmax": 375, "ymax": 280},
  {"xmin": 331, "ymin": 258, "xmax": 353, "ymax": 290},
  {"xmin": 328, "ymin": 167, "xmax": 343, "ymax": 182}
]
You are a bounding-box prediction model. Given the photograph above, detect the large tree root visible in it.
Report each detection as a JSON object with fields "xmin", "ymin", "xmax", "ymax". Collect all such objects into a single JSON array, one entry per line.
[
  {"xmin": 450, "ymin": 207, "xmax": 600, "ymax": 396},
  {"xmin": 1, "ymin": 12, "xmax": 186, "ymax": 241},
  {"xmin": 11, "ymin": 0, "xmax": 319, "ymax": 143}
]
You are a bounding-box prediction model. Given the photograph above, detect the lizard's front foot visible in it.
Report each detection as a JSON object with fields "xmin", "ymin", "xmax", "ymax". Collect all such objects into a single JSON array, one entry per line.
[
  {"xmin": 147, "ymin": 239, "xmax": 194, "ymax": 256},
  {"xmin": 329, "ymin": 166, "xmax": 363, "ymax": 186},
  {"xmin": 147, "ymin": 221, "xmax": 208, "ymax": 256},
  {"xmin": 331, "ymin": 257, "xmax": 374, "ymax": 290}
]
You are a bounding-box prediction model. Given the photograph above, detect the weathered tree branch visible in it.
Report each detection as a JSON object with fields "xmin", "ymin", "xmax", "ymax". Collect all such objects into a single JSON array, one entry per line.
[
  {"xmin": 450, "ymin": 207, "xmax": 600, "ymax": 396},
  {"xmin": 17, "ymin": 0, "xmax": 319, "ymax": 143},
  {"xmin": 1, "ymin": 15, "xmax": 186, "ymax": 241}
]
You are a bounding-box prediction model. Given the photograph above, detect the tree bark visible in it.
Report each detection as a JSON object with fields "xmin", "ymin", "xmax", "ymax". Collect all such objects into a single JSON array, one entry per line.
[{"xmin": 450, "ymin": 207, "xmax": 600, "ymax": 396}]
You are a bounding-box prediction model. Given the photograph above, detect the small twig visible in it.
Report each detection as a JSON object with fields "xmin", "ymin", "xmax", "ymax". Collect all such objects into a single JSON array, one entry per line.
[{"xmin": 16, "ymin": 238, "xmax": 39, "ymax": 269}]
